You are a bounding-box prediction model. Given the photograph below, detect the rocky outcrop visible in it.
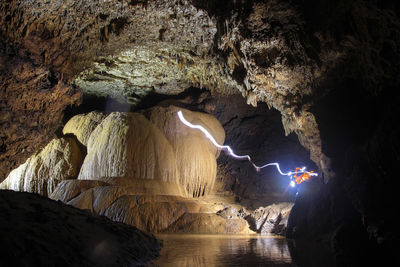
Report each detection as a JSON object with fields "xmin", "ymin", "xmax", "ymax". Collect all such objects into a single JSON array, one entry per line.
[
  {"xmin": 245, "ymin": 202, "xmax": 293, "ymax": 235},
  {"xmin": 0, "ymin": 190, "xmax": 161, "ymax": 267},
  {"xmin": 0, "ymin": 47, "xmax": 81, "ymax": 181},
  {"xmin": 0, "ymin": 137, "xmax": 84, "ymax": 197},
  {"xmin": 62, "ymin": 111, "xmax": 105, "ymax": 146},
  {"xmin": 50, "ymin": 179, "xmax": 259, "ymax": 234},
  {"xmin": 166, "ymin": 212, "xmax": 253, "ymax": 234}
]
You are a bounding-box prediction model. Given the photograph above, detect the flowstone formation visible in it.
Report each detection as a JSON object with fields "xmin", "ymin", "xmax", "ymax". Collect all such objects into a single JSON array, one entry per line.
[
  {"xmin": 0, "ymin": 136, "xmax": 84, "ymax": 197},
  {"xmin": 2, "ymin": 104, "xmax": 293, "ymax": 235}
]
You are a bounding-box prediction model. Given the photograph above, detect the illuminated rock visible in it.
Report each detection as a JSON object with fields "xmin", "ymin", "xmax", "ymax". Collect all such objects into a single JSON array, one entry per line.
[
  {"xmin": 165, "ymin": 213, "xmax": 253, "ymax": 234},
  {"xmin": 142, "ymin": 106, "xmax": 225, "ymax": 197},
  {"xmin": 50, "ymin": 179, "xmax": 109, "ymax": 203},
  {"xmin": 77, "ymin": 106, "xmax": 224, "ymax": 197},
  {"xmin": 62, "ymin": 111, "xmax": 105, "ymax": 146},
  {"xmin": 0, "ymin": 137, "xmax": 83, "ymax": 197},
  {"xmin": 246, "ymin": 202, "xmax": 293, "ymax": 235}
]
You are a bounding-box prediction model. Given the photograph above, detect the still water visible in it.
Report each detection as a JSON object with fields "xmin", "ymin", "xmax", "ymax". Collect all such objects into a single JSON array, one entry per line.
[{"xmin": 150, "ymin": 234, "xmax": 335, "ymax": 267}]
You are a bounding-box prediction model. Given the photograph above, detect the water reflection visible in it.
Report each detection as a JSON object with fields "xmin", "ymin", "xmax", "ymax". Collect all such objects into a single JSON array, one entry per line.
[
  {"xmin": 150, "ymin": 234, "xmax": 336, "ymax": 267},
  {"xmin": 151, "ymin": 234, "xmax": 292, "ymax": 266}
]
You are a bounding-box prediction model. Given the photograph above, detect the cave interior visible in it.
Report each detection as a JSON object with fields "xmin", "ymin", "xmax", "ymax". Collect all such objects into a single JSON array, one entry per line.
[{"xmin": 1, "ymin": 0, "xmax": 400, "ymax": 266}]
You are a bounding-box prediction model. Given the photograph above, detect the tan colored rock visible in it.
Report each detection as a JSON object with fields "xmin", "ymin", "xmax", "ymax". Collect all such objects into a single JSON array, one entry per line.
[
  {"xmin": 63, "ymin": 186, "xmax": 201, "ymax": 232},
  {"xmin": 104, "ymin": 195, "xmax": 201, "ymax": 232},
  {"xmin": 247, "ymin": 202, "xmax": 293, "ymax": 235},
  {"xmin": 50, "ymin": 180, "xmax": 109, "ymax": 203},
  {"xmin": 62, "ymin": 111, "xmax": 105, "ymax": 146},
  {"xmin": 165, "ymin": 213, "xmax": 254, "ymax": 234},
  {"xmin": 142, "ymin": 106, "xmax": 225, "ymax": 197},
  {"xmin": 78, "ymin": 107, "xmax": 225, "ymax": 197},
  {"xmin": 0, "ymin": 137, "xmax": 83, "ymax": 197},
  {"xmin": 77, "ymin": 112, "xmax": 180, "ymax": 185}
]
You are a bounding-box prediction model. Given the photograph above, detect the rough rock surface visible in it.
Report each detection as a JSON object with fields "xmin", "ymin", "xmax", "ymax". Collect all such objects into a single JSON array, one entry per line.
[
  {"xmin": 0, "ymin": 47, "xmax": 81, "ymax": 181},
  {"xmin": 245, "ymin": 202, "xmax": 293, "ymax": 235},
  {"xmin": 166, "ymin": 212, "xmax": 253, "ymax": 234},
  {"xmin": 0, "ymin": 137, "xmax": 83, "ymax": 197},
  {"xmin": 62, "ymin": 111, "xmax": 105, "ymax": 146},
  {"xmin": 51, "ymin": 180, "xmax": 260, "ymax": 234},
  {"xmin": 0, "ymin": 190, "xmax": 161, "ymax": 267},
  {"xmin": 78, "ymin": 106, "xmax": 224, "ymax": 197}
]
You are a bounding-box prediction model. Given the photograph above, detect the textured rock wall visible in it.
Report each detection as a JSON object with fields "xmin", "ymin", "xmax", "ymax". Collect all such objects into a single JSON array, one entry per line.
[
  {"xmin": 0, "ymin": 49, "xmax": 81, "ymax": 180},
  {"xmin": 0, "ymin": 137, "xmax": 83, "ymax": 197}
]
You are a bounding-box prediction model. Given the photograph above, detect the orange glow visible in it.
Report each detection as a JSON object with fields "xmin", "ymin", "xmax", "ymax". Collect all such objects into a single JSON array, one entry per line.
[{"xmin": 293, "ymin": 167, "xmax": 314, "ymax": 184}]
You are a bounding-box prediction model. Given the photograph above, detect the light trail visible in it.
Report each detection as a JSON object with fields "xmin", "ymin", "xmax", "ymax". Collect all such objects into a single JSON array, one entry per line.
[{"xmin": 177, "ymin": 110, "xmax": 318, "ymax": 185}]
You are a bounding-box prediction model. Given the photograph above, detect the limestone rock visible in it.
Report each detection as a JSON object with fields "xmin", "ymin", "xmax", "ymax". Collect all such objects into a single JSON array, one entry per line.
[
  {"xmin": 246, "ymin": 202, "xmax": 293, "ymax": 235},
  {"xmin": 78, "ymin": 106, "xmax": 225, "ymax": 197},
  {"xmin": 104, "ymin": 195, "xmax": 201, "ymax": 232},
  {"xmin": 142, "ymin": 106, "xmax": 225, "ymax": 197},
  {"xmin": 50, "ymin": 180, "xmax": 109, "ymax": 203},
  {"xmin": 57, "ymin": 182, "xmax": 201, "ymax": 232},
  {"xmin": 0, "ymin": 137, "xmax": 84, "ymax": 197},
  {"xmin": 0, "ymin": 190, "xmax": 161, "ymax": 266},
  {"xmin": 77, "ymin": 112, "xmax": 179, "ymax": 184},
  {"xmin": 63, "ymin": 111, "xmax": 105, "ymax": 146},
  {"xmin": 166, "ymin": 213, "xmax": 253, "ymax": 234}
]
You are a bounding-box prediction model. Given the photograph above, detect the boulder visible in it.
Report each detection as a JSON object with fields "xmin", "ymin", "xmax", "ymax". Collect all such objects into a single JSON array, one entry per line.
[
  {"xmin": 246, "ymin": 202, "xmax": 293, "ymax": 235},
  {"xmin": 0, "ymin": 190, "xmax": 161, "ymax": 267},
  {"xmin": 0, "ymin": 137, "xmax": 84, "ymax": 197},
  {"xmin": 62, "ymin": 111, "xmax": 105, "ymax": 146}
]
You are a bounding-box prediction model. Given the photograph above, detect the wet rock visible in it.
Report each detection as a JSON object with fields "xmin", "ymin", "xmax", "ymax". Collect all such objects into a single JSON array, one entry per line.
[
  {"xmin": 166, "ymin": 212, "xmax": 253, "ymax": 234},
  {"xmin": 0, "ymin": 137, "xmax": 84, "ymax": 197},
  {"xmin": 217, "ymin": 206, "xmax": 240, "ymax": 220},
  {"xmin": 246, "ymin": 202, "xmax": 293, "ymax": 235},
  {"xmin": 0, "ymin": 190, "xmax": 161, "ymax": 267}
]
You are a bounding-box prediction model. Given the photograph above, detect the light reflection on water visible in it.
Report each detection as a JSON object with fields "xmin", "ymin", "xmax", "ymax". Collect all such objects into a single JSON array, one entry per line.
[{"xmin": 150, "ymin": 234, "xmax": 293, "ymax": 267}]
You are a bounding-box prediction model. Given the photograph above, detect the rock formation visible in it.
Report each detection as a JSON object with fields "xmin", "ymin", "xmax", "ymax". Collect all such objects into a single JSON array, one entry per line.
[
  {"xmin": 245, "ymin": 202, "xmax": 293, "ymax": 235},
  {"xmin": 0, "ymin": 190, "xmax": 161, "ymax": 267},
  {"xmin": 0, "ymin": 137, "xmax": 83, "ymax": 197},
  {"xmin": 78, "ymin": 106, "xmax": 224, "ymax": 197},
  {"xmin": 62, "ymin": 111, "xmax": 105, "ymax": 146}
]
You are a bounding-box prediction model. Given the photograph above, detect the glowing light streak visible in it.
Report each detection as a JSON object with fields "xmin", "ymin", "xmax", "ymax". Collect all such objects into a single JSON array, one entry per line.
[{"xmin": 177, "ymin": 110, "xmax": 318, "ymax": 184}]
